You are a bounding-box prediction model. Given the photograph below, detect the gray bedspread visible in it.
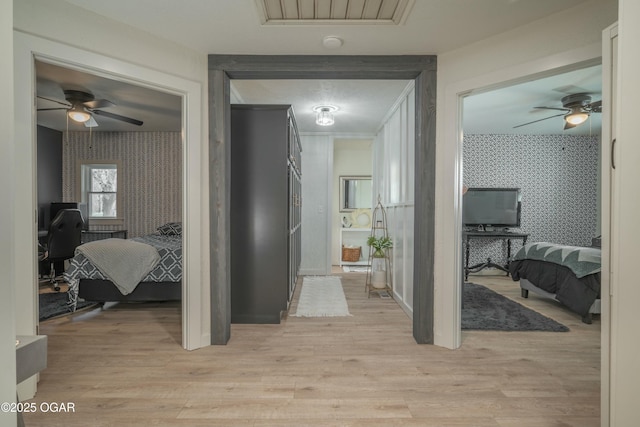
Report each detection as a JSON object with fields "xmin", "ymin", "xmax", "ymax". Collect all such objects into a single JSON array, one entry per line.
[
  {"xmin": 75, "ymin": 238, "xmax": 160, "ymax": 295},
  {"xmin": 512, "ymin": 242, "xmax": 600, "ymax": 278},
  {"xmin": 510, "ymin": 242, "xmax": 601, "ymax": 317}
]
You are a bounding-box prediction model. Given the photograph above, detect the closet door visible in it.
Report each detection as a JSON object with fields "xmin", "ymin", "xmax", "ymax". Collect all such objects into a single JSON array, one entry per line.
[{"xmin": 230, "ymin": 105, "xmax": 289, "ymax": 324}]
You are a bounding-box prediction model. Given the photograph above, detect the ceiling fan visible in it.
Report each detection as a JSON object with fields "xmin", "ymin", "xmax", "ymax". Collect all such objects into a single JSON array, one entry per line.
[
  {"xmin": 514, "ymin": 93, "xmax": 602, "ymax": 130},
  {"xmin": 37, "ymin": 89, "xmax": 143, "ymax": 127}
]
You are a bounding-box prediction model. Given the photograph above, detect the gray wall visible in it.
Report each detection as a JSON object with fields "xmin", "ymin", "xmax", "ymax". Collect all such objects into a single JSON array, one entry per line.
[
  {"xmin": 62, "ymin": 131, "xmax": 182, "ymax": 237},
  {"xmin": 36, "ymin": 125, "xmax": 63, "ymax": 230},
  {"xmin": 463, "ymin": 133, "xmax": 600, "ymax": 267}
]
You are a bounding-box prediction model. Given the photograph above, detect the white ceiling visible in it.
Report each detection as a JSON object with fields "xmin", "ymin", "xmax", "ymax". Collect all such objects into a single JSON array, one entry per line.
[
  {"xmin": 36, "ymin": 60, "xmax": 182, "ymax": 132},
  {"xmin": 64, "ymin": 0, "xmax": 589, "ymax": 55},
  {"xmin": 37, "ymin": 0, "xmax": 601, "ymax": 135},
  {"xmin": 464, "ymin": 64, "xmax": 602, "ymax": 135},
  {"xmin": 230, "ymin": 79, "xmax": 412, "ymax": 134}
]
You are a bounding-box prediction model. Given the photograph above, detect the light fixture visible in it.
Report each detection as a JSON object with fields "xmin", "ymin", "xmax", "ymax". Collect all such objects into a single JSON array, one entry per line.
[
  {"xmin": 313, "ymin": 105, "xmax": 338, "ymax": 126},
  {"xmin": 564, "ymin": 109, "xmax": 589, "ymax": 126},
  {"xmin": 67, "ymin": 104, "xmax": 91, "ymax": 123}
]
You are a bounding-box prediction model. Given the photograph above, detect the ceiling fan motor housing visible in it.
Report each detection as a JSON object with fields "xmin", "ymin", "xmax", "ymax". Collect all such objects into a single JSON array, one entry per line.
[
  {"xmin": 63, "ymin": 89, "xmax": 95, "ymax": 104},
  {"xmin": 561, "ymin": 93, "xmax": 592, "ymax": 110}
]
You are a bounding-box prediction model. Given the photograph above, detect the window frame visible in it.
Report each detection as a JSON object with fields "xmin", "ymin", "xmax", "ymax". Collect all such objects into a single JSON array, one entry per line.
[{"xmin": 76, "ymin": 160, "xmax": 124, "ymax": 226}]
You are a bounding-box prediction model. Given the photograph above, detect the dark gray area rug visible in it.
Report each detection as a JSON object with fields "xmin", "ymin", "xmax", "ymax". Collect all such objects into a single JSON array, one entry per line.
[
  {"xmin": 39, "ymin": 292, "xmax": 98, "ymax": 321},
  {"xmin": 462, "ymin": 283, "xmax": 569, "ymax": 332}
]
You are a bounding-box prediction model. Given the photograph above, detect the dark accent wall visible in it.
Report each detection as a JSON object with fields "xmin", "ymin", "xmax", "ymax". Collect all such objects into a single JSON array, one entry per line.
[
  {"xmin": 36, "ymin": 125, "xmax": 63, "ymax": 230},
  {"xmin": 62, "ymin": 131, "xmax": 182, "ymax": 238},
  {"xmin": 463, "ymin": 134, "xmax": 600, "ymax": 267}
]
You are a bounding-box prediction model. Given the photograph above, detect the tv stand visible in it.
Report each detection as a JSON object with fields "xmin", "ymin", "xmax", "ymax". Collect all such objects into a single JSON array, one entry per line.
[
  {"xmin": 467, "ymin": 257, "xmax": 509, "ymax": 276},
  {"xmin": 463, "ymin": 230, "xmax": 529, "ymax": 281}
]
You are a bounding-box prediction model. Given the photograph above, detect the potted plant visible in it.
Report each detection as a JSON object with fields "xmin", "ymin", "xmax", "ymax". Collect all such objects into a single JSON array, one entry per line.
[
  {"xmin": 367, "ymin": 235, "xmax": 393, "ymax": 258},
  {"xmin": 367, "ymin": 236, "xmax": 392, "ymax": 288}
]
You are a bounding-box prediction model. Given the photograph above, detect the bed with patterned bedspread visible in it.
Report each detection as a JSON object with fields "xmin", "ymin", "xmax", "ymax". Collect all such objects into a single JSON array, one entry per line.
[
  {"xmin": 65, "ymin": 232, "xmax": 182, "ymax": 308},
  {"xmin": 509, "ymin": 242, "xmax": 601, "ymax": 323}
]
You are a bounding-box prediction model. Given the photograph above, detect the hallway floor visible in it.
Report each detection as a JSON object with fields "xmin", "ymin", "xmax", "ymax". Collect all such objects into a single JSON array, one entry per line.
[{"xmin": 24, "ymin": 272, "xmax": 600, "ymax": 426}]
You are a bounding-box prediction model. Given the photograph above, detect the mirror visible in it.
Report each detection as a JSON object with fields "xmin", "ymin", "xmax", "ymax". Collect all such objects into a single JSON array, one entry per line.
[{"xmin": 340, "ymin": 176, "xmax": 372, "ymax": 212}]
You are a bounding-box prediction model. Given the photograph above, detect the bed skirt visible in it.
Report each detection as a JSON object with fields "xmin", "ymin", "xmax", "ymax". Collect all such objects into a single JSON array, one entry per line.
[{"xmin": 78, "ymin": 279, "xmax": 182, "ymax": 303}]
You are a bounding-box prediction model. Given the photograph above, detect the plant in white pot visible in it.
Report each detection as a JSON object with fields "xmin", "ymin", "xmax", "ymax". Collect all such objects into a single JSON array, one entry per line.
[{"xmin": 367, "ymin": 235, "xmax": 392, "ymax": 288}]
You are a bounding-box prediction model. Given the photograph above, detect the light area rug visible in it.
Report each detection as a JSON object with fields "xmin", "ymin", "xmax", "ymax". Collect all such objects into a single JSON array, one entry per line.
[{"xmin": 292, "ymin": 276, "xmax": 352, "ymax": 317}]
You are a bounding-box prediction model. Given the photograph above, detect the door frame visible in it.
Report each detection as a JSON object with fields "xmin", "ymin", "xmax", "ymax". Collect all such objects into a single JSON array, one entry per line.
[
  {"xmin": 13, "ymin": 31, "xmax": 208, "ymax": 352},
  {"xmin": 445, "ymin": 44, "xmax": 608, "ymax": 421},
  {"xmin": 208, "ymin": 55, "xmax": 437, "ymax": 344}
]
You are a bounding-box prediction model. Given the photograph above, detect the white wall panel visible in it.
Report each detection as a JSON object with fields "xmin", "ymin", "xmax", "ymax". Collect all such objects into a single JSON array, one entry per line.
[
  {"xmin": 300, "ymin": 134, "xmax": 332, "ymax": 275},
  {"xmin": 404, "ymin": 205, "xmax": 415, "ymax": 310},
  {"xmin": 406, "ymin": 89, "xmax": 415, "ymax": 203},
  {"xmin": 387, "ymin": 109, "xmax": 402, "ymax": 204},
  {"xmin": 373, "ymin": 83, "xmax": 415, "ymax": 316}
]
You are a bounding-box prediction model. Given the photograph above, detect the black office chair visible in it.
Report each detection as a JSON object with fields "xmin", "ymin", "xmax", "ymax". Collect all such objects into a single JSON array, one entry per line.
[{"xmin": 45, "ymin": 209, "xmax": 84, "ymax": 291}]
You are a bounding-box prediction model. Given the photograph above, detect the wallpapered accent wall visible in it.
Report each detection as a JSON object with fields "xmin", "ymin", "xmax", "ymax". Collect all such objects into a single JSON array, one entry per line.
[
  {"xmin": 463, "ymin": 134, "xmax": 599, "ymax": 268},
  {"xmin": 62, "ymin": 132, "xmax": 182, "ymax": 238}
]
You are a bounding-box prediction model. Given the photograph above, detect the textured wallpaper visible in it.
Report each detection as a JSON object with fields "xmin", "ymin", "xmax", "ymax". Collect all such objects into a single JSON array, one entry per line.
[
  {"xmin": 463, "ymin": 134, "xmax": 599, "ymax": 268},
  {"xmin": 62, "ymin": 131, "xmax": 182, "ymax": 238}
]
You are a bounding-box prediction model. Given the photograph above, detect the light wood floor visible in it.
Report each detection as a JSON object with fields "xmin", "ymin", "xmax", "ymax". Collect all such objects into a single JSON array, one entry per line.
[{"xmin": 23, "ymin": 273, "xmax": 600, "ymax": 427}]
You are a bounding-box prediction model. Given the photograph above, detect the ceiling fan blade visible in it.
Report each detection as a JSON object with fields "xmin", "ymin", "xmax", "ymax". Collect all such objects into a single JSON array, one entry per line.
[
  {"xmin": 534, "ymin": 106, "xmax": 570, "ymax": 112},
  {"xmin": 37, "ymin": 95, "xmax": 71, "ymax": 107},
  {"xmin": 84, "ymin": 116, "xmax": 99, "ymax": 128},
  {"xmin": 37, "ymin": 108, "xmax": 68, "ymax": 111},
  {"xmin": 84, "ymin": 99, "xmax": 114, "ymax": 109},
  {"xmin": 513, "ymin": 113, "xmax": 566, "ymax": 129},
  {"xmin": 91, "ymin": 109, "xmax": 143, "ymax": 126}
]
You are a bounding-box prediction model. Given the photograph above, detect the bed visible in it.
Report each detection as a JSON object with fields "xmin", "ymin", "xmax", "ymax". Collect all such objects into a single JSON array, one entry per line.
[
  {"xmin": 508, "ymin": 242, "xmax": 601, "ymax": 324},
  {"xmin": 64, "ymin": 223, "xmax": 182, "ymax": 309}
]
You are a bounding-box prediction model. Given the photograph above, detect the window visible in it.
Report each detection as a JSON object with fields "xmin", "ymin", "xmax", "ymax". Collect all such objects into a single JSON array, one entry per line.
[{"xmin": 81, "ymin": 163, "xmax": 118, "ymax": 219}]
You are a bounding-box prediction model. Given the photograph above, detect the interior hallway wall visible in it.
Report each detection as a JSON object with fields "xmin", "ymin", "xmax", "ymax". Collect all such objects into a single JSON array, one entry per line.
[
  {"xmin": 14, "ymin": 0, "xmax": 210, "ymax": 353},
  {"xmin": 434, "ymin": 0, "xmax": 618, "ymax": 349},
  {"xmin": 373, "ymin": 85, "xmax": 415, "ymax": 315},
  {"xmin": 332, "ymin": 139, "xmax": 373, "ymax": 266},
  {"xmin": 300, "ymin": 134, "xmax": 332, "ymax": 275},
  {"xmin": 1, "ymin": 0, "xmax": 17, "ymax": 423}
]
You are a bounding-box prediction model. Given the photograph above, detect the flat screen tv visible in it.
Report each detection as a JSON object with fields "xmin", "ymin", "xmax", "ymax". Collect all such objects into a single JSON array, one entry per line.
[{"xmin": 463, "ymin": 187, "xmax": 521, "ymax": 228}]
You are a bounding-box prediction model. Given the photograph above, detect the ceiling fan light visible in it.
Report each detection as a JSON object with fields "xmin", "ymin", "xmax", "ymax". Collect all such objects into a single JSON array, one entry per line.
[
  {"xmin": 68, "ymin": 105, "xmax": 91, "ymax": 123},
  {"xmin": 565, "ymin": 111, "xmax": 589, "ymax": 125}
]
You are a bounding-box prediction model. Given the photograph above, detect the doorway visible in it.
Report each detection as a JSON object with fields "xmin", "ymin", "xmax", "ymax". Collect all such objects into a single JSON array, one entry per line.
[
  {"xmin": 14, "ymin": 32, "xmax": 208, "ymax": 352},
  {"xmin": 460, "ymin": 64, "xmax": 603, "ymax": 332},
  {"xmin": 208, "ymin": 55, "xmax": 437, "ymax": 345},
  {"xmin": 451, "ymin": 59, "xmax": 605, "ymax": 425}
]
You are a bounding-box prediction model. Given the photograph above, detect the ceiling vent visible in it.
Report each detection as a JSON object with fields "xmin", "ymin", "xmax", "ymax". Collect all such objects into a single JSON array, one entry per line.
[{"xmin": 255, "ymin": 0, "xmax": 415, "ymax": 25}]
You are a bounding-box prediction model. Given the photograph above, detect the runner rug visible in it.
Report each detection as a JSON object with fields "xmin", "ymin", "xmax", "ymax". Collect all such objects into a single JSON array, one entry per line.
[{"xmin": 292, "ymin": 276, "xmax": 352, "ymax": 317}]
